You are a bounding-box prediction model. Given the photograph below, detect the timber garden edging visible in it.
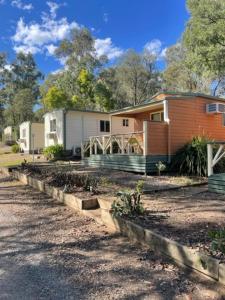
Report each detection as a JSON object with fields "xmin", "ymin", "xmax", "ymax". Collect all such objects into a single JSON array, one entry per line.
[{"xmin": 0, "ymin": 166, "xmax": 224, "ymax": 286}]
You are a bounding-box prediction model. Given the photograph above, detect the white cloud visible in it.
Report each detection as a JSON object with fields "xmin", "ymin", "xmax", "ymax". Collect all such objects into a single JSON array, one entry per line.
[
  {"xmin": 11, "ymin": 0, "xmax": 33, "ymax": 10},
  {"xmin": 12, "ymin": 16, "xmax": 79, "ymax": 54},
  {"xmin": 46, "ymin": 1, "xmax": 66, "ymax": 19},
  {"xmin": 11, "ymin": 3, "xmax": 123, "ymax": 63},
  {"xmin": 95, "ymin": 38, "xmax": 123, "ymax": 60},
  {"xmin": 45, "ymin": 44, "xmax": 57, "ymax": 56},
  {"xmin": 144, "ymin": 39, "xmax": 167, "ymax": 60}
]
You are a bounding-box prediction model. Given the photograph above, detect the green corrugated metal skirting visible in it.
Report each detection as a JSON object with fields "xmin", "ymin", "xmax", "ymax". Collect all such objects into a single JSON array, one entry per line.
[
  {"xmin": 83, "ymin": 154, "xmax": 168, "ymax": 174},
  {"xmin": 208, "ymin": 173, "xmax": 225, "ymax": 194}
]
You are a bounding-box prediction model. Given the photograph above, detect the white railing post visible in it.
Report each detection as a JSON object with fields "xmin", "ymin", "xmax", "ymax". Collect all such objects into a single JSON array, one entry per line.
[
  {"xmin": 121, "ymin": 135, "xmax": 125, "ymax": 154},
  {"xmin": 143, "ymin": 121, "xmax": 148, "ymax": 156},
  {"xmin": 207, "ymin": 143, "xmax": 213, "ymax": 177},
  {"xmin": 90, "ymin": 137, "xmax": 93, "ymax": 155},
  {"xmin": 102, "ymin": 136, "xmax": 106, "ymax": 154},
  {"xmin": 81, "ymin": 142, "xmax": 84, "ymax": 159},
  {"xmin": 94, "ymin": 142, "xmax": 97, "ymax": 155},
  {"xmin": 110, "ymin": 136, "xmax": 113, "ymax": 154}
]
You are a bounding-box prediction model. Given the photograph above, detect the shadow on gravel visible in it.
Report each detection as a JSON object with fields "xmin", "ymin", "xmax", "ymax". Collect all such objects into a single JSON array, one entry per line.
[{"xmin": 0, "ymin": 177, "xmax": 225, "ymax": 299}]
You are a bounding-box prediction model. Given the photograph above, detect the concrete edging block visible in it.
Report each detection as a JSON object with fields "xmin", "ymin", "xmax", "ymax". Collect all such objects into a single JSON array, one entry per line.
[
  {"xmin": 144, "ymin": 228, "xmax": 219, "ymax": 280},
  {"xmin": 219, "ymin": 264, "xmax": 225, "ymax": 285}
]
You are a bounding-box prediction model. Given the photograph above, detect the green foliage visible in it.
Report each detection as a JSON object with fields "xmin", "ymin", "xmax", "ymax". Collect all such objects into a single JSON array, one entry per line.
[
  {"xmin": 170, "ymin": 136, "xmax": 208, "ymax": 177},
  {"xmin": 0, "ymin": 52, "xmax": 42, "ymax": 128},
  {"xmin": 116, "ymin": 49, "xmax": 161, "ymax": 105},
  {"xmin": 208, "ymin": 228, "xmax": 225, "ymax": 254},
  {"xmin": 183, "ymin": 0, "xmax": 225, "ymax": 96},
  {"xmin": 43, "ymin": 86, "xmax": 69, "ymax": 110},
  {"xmin": 163, "ymin": 43, "xmax": 211, "ymax": 93},
  {"xmin": 156, "ymin": 161, "xmax": 166, "ymax": 176},
  {"xmin": 11, "ymin": 144, "xmax": 20, "ymax": 153},
  {"xmin": 43, "ymin": 144, "xmax": 64, "ymax": 160},
  {"xmin": 111, "ymin": 180, "xmax": 145, "ymax": 217}
]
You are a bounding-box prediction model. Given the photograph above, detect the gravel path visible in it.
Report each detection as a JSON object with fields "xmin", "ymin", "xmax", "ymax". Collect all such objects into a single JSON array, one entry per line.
[{"xmin": 0, "ymin": 173, "xmax": 224, "ymax": 300}]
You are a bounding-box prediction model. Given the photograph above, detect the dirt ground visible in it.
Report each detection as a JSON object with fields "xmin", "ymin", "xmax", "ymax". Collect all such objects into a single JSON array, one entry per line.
[
  {"xmin": 0, "ymin": 173, "xmax": 225, "ymax": 299},
  {"xmin": 131, "ymin": 186, "xmax": 225, "ymax": 260},
  {"xmin": 69, "ymin": 164, "xmax": 206, "ymax": 191}
]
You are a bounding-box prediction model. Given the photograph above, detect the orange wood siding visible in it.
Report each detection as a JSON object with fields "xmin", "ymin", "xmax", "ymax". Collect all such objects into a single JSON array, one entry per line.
[
  {"xmin": 168, "ymin": 97, "xmax": 225, "ymax": 154},
  {"xmin": 147, "ymin": 121, "xmax": 168, "ymax": 155}
]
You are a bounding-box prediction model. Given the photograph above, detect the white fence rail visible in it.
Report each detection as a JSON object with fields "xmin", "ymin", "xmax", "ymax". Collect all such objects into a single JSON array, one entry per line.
[{"xmin": 81, "ymin": 131, "xmax": 144, "ymax": 158}]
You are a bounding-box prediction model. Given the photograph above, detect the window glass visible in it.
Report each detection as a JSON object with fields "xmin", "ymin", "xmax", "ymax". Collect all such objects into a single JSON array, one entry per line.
[
  {"xmin": 22, "ymin": 129, "xmax": 26, "ymax": 138},
  {"xmin": 123, "ymin": 119, "xmax": 129, "ymax": 127},
  {"xmin": 150, "ymin": 111, "xmax": 164, "ymax": 122},
  {"xmin": 50, "ymin": 119, "xmax": 56, "ymax": 132},
  {"xmin": 100, "ymin": 120, "xmax": 110, "ymax": 132}
]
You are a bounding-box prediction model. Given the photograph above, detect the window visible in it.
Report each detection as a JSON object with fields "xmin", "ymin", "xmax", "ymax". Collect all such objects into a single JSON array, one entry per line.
[
  {"xmin": 100, "ymin": 120, "xmax": 110, "ymax": 132},
  {"xmin": 50, "ymin": 119, "xmax": 56, "ymax": 132},
  {"xmin": 150, "ymin": 111, "xmax": 164, "ymax": 122},
  {"xmin": 123, "ymin": 119, "xmax": 129, "ymax": 127},
  {"xmin": 22, "ymin": 129, "xmax": 26, "ymax": 138}
]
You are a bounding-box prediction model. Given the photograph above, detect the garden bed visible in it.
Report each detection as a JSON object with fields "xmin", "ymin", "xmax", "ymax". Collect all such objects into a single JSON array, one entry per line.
[
  {"xmin": 17, "ymin": 162, "xmax": 206, "ymax": 198},
  {"xmin": 130, "ymin": 187, "xmax": 225, "ymax": 262},
  {"xmin": 16, "ymin": 162, "xmax": 224, "ymax": 263}
]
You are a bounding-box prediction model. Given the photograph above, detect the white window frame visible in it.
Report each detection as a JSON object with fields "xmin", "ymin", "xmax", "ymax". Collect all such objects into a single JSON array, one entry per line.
[{"xmin": 150, "ymin": 110, "xmax": 164, "ymax": 122}]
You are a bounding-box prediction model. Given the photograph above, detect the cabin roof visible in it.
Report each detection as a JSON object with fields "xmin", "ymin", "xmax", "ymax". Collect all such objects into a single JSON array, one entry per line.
[{"xmin": 111, "ymin": 91, "xmax": 225, "ymax": 116}]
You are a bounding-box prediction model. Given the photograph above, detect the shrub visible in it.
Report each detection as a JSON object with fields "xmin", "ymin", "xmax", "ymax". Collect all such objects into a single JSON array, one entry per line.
[
  {"xmin": 156, "ymin": 161, "xmax": 166, "ymax": 176},
  {"xmin": 170, "ymin": 136, "xmax": 208, "ymax": 177},
  {"xmin": 48, "ymin": 172, "xmax": 99, "ymax": 194},
  {"xmin": 43, "ymin": 144, "xmax": 64, "ymax": 160},
  {"xmin": 208, "ymin": 228, "xmax": 225, "ymax": 254},
  {"xmin": 111, "ymin": 180, "xmax": 145, "ymax": 217},
  {"xmin": 11, "ymin": 144, "xmax": 20, "ymax": 153}
]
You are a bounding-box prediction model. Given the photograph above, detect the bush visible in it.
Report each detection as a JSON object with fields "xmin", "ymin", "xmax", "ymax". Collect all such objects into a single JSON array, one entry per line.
[
  {"xmin": 48, "ymin": 172, "xmax": 99, "ymax": 194},
  {"xmin": 11, "ymin": 144, "xmax": 20, "ymax": 153},
  {"xmin": 208, "ymin": 228, "xmax": 225, "ymax": 254},
  {"xmin": 170, "ymin": 136, "xmax": 208, "ymax": 177},
  {"xmin": 43, "ymin": 144, "xmax": 64, "ymax": 160},
  {"xmin": 111, "ymin": 180, "xmax": 145, "ymax": 217}
]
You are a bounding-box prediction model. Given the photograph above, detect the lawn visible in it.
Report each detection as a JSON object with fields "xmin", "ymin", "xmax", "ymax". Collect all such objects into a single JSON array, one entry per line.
[{"xmin": 0, "ymin": 144, "xmax": 45, "ymax": 167}]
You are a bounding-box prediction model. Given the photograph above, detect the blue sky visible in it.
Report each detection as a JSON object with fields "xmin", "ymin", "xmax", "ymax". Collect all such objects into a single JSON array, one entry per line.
[{"xmin": 0, "ymin": 0, "xmax": 189, "ymax": 76}]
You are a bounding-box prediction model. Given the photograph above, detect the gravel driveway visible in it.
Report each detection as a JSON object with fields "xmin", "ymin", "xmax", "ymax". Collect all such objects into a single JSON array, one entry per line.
[{"xmin": 0, "ymin": 173, "xmax": 224, "ymax": 300}]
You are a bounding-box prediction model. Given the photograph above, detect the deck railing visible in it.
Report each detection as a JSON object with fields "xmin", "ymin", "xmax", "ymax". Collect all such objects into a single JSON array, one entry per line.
[{"xmin": 81, "ymin": 131, "xmax": 144, "ymax": 158}]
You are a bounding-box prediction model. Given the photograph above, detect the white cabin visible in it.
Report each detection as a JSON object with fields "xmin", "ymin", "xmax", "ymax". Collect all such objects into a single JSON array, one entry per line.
[
  {"xmin": 3, "ymin": 126, "xmax": 16, "ymax": 143},
  {"xmin": 44, "ymin": 109, "xmax": 134, "ymax": 155},
  {"xmin": 19, "ymin": 122, "xmax": 44, "ymax": 153}
]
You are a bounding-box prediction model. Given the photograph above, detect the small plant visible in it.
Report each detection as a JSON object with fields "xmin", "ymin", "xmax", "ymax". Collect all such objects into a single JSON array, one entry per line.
[
  {"xmin": 100, "ymin": 176, "xmax": 112, "ymax": 187},
  {"xmin": 208, "ymin": 228, "xmax": 225, "ymax": 254},
  {"xmin": 111, "ymin": 180, "xmax": 145, "ymax": 217},
  {"xmin": 43, "ymin": 144, "xmax": 64, "ymax": 160},
  {"xmin": 155, "ymin": 161, "xmax": 166, "ymax": 176},
  {"xmin": 11, "ymin": 144, "xmax": 20, "ymax": 153}
]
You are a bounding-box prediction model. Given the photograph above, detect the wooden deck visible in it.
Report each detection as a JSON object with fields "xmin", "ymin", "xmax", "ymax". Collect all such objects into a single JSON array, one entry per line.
[{"xmin": 208, "ymin": 173, "xmax": 225, "ymax": 194}]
